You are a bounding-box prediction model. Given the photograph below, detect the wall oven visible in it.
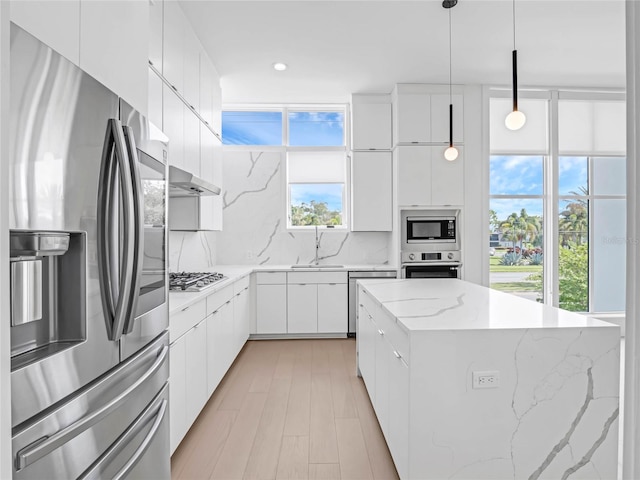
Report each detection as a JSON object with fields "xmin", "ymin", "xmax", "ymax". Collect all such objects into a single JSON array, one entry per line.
[{"xmin": 403, "ymin": 263, "xmax": 461, "ymax": 279}]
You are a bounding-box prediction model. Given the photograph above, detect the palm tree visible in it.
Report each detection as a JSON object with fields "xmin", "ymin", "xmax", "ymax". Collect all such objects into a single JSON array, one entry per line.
[
  {"xmin": 500, "ymin": 209, "xmax": 541, "ymax": 250},
  {"xmin": 559, "ymin": 186, "xmax": 588, "ymax": 246}
]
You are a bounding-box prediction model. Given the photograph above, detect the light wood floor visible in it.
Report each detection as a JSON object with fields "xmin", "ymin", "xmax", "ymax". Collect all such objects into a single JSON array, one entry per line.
[{"xmin": 171, "ymin": 338, "xmax": 399, "ymax": 480}]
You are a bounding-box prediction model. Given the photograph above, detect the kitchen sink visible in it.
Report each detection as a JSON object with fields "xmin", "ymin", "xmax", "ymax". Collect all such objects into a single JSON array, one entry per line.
[{"xmin": 290, "ymin": 264, "xmax": 344, "ymax": 269}]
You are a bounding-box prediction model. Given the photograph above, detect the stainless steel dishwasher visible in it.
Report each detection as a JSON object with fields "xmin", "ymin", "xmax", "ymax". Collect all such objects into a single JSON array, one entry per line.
[{"xmin": 348, "ymin": 270, "xmax": 397, "ymax": 336}]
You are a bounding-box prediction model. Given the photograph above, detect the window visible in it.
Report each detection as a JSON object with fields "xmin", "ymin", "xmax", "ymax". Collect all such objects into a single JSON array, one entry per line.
[
  {"xmin": 221, "ymin": 111, "xmax": 282, "ymax": 145},
  {"xmin": 288, "ymin": 151, "xmax": 346, "ymax": 227},
  {"xmin": 489, "ymin": 92, "xmax": 626, "ymax": 313},
  {"xmin": 221, "ymin": 107, "xmax": 347, "ymax": 228}
]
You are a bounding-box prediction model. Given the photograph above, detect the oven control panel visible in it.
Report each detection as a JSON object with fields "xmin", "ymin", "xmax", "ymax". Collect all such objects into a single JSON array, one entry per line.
[{"xmin": 401, "ymin": 250, "xmax": 461, "ymax": 263}]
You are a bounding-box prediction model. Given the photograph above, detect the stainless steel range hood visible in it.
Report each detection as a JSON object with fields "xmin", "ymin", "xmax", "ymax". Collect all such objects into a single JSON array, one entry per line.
[{"xmin": 168, "ymin": 165, "xmax": 221, "ymax": 196}]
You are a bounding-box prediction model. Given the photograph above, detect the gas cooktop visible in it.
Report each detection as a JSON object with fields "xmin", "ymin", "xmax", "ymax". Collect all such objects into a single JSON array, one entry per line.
[{"xmin": 169, "ymin": 272, "xmax": 226, "ymax": 292}]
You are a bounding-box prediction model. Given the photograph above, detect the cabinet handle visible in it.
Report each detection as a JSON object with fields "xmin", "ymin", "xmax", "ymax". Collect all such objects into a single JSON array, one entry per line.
[
  {"xmin": 359, "ymin": 303, "xmax": 363, "ymax": 307},
  {"xmin": 171, "ymin": 85, "xmax": 177, "ymax": 91},
  {"xmin": 181, "ymin": 306, "xmax": 190, "ymax": 312},
  {"xmin": 378, "ymin": 329, "xmax": 384, "ymax": 336},
  {"xmin": 329, "ymin": 283, "xmax": 336, "ymax": 285},
  {"xmin": 226, "ymin": 300, "xmax": 231, "ymax": 305},
  {"xmin": 393, "ymin": 350, "xmax": 401, "ymax": 359}
]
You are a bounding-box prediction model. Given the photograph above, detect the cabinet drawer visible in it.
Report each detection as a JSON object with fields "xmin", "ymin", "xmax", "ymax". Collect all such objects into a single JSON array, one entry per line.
[
  {"xmin": 287, "ymin": 271, "xmax": 347, "ymax": 284},
  {"xmin": 256, "ymin": 271, "xmax": 286, "ymax": 284},
  {"xmin": 234, "ymin": 274, "xmax": 251, "ymax": 294},
  {"xmin": 387, "ymin": 322, "xmax": 410, "ymax": 366},
  {"xmin": 206, "ymin": 284, "xmax": 234, "ymax": 315},
  {"xmin": 170, "ymin": 298, "xmax": 206, "ymax": 343},
  {"xmin": 359, "ymin": 288, "xmax": 379, "ymax": 319}
]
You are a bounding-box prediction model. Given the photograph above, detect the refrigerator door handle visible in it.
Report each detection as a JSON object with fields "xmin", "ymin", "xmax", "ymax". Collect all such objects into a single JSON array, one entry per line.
[
  {"xmin": 15, "ymin": 345, "xmax": 169, "ymax": 471},
  {"xmin": 79, "ymin": 395, "xmax": 168, "ymax": 480},
  {"xmin": 97, "ymin": 118, "xmax": 136, "ymax": 341},
  {"xmin": 121, "ymin": 125, "xmax": 144, "ymax": 334}
]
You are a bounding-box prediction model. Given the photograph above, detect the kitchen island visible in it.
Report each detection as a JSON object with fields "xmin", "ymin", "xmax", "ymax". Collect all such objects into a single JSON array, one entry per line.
[{"xmin": 356, "ymin": 278, "xmax": 620, "ymax": 480}]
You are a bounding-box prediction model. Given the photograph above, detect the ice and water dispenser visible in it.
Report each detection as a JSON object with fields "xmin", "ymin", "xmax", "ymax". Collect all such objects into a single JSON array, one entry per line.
[{"xmin": 10, "ymin": 230, "xmax": 86, "ymax": 370}]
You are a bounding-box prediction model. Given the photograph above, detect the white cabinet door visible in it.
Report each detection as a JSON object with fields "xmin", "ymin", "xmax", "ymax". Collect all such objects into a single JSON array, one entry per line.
[
  {"xmin": 374, "ymin": 331, "xmax": 390, "ymax": 439},
  {"xmin": 351, "ymin": 151, "xmax": 392, "ymax": 231},
  {"xmin": 233, "ymin": 287, "xmax": 250, "ymax": 356},
  {"xmin": 220, "ymin": 299, "xmax": 235, "ymax": 371},
  {"xmin": 162, "ymin": 0, "xmax": 184, "ymax": 93},
  {"xmin": 169, "ymin": 334, "xmax": 187, "ymax": 454},
  {"xmin": 149, "ymin": 0, "xmax": 163, "ymax": 70},
  {"xmin": 200, "ymin": 126, "xmax": 224, "ymax": 232},
  {"xmin": 396, "ymin": 146, "xmax": 431, "ymax": 206},
  {"xmin": 430, "ymin": 93, "xmax": 464, "ymax": 144},
  {"xmin": 148, "ymin": 68, "xmax": 163, "ymax": 130},
  {"xmin": 183, "ymin": 106, "xmax": 201, "ymax": 175},
  {"xmin": 185, "ymin": 320, "xmax": 208, "ymax": 425},
  {"xmin": 163, "ymin": 84, "xmax": 184, "ymax": 169},
  {"xmin": 431, "ymin": 146, "xmax": 464, "ymax": 206},
  {"xmin": 199, "ymin": 52, "xmax": 215, "ymax": 128},
  {"xmin": 287, "ymin": 284, "xmax": 318, "ymax": 334},
  {"xmin": 10, "ymin": 0, "xmax": 80, "ymax": 65},
  {"xmin": 357, "ymin": 306, "xmax": 376, "ymax": 406},
  {"xmin": 352, "ymin": 102, "xmax": 392, "ymax": 150},
  {"xmin": 394, "ymin": 92, "xmax": 431, "ymax": 144},
  {"xmin": 317, "ymin": 284, "xmax": 348, "ymax": 333},
  {"xmin": 182, "ymin": 25, "xmax": 200, "ymax": 109},
  {"xmin": 79, "ymin": 0, "xmax": 148, "ymax": 114},
  {"xmin": 256, "ymin": 284, "xmax": 287, "ymax": 334},
  {"xmin": 206, "ymin": 310, "xmax": 223, "ymax": 396},
  {"xmin": 389, "ymin": 352, "xmax": 410, "ymax": 480}
]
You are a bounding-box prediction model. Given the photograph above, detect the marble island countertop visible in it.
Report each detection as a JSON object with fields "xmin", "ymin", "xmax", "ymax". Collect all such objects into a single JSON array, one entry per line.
[{"xmin": 358, "ymin": 278, "xmax": 619, "ymax": 332}]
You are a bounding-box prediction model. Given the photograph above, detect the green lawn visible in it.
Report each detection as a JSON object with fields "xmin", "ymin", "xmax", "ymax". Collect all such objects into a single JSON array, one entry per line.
[
  {"xmin": 490, "ymin": 282, "xmax": 540, "ymax": 292},
  {"xmin": 489, "ymin": 256, "xmax": 543, "ymax": 272}
]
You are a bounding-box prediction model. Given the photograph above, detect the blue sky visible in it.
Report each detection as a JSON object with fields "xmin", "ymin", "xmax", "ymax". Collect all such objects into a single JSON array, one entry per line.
[
  {"xmin": 290, "ymin": 183, "xmax": 343, "ymax": 212},
  {"xmin": 222, "ymin": 111, "xmax": 344, "ymax": 146},
  {"xmin": 490, "ymin": 155, "xmax": 589, "ymax": 220}
]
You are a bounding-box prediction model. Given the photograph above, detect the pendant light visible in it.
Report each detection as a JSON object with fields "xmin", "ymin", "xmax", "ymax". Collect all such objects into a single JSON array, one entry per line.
[
  {"xmin": 505, "ymin": 0, "xmax": 526, "ymax": 130},
  {"xmin": 443, "ymin": 0, "xmax": 458, "ymax": 161}
]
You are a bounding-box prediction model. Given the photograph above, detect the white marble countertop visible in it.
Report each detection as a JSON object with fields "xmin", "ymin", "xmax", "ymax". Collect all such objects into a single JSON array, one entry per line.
[
  {"xmin": 358, "ymin": 278, "xmax": 619, "ymax": 332},
  {"xmin": 169, "ymin": 264, "xmax": 396, "ymax": 314}
]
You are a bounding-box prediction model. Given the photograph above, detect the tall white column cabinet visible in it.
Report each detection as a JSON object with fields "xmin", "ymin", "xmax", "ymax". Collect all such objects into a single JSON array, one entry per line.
[{"xmin": 350, "ymin": 94, "xmax": 393, "ymax": 232}]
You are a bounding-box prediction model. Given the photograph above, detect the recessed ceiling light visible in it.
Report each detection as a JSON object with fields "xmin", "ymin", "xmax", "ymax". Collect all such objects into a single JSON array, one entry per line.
[{"xmin": 273, "ymin": 62, "xmax": 287, "ymax": 71}]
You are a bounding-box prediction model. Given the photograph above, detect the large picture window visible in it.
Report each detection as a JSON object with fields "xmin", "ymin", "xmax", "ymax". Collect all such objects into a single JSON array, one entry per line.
[
  {"xmin": 221, "ymin": 106, "xmax": 347, "ymax": 228},
  {"xmin": 489, "ymin": 92, "xmax": 626, "ymax": 313}
]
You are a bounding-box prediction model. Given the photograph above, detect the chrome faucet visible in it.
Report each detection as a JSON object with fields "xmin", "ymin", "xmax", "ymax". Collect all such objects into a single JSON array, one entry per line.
[{"xmin": 314, "ymin": 225, "xmax": 320, "ymax": 265}]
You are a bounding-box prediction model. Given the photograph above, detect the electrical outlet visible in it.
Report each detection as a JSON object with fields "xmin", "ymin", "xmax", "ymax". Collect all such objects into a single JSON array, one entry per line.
[
  {"xmin": 472, "ymin": 370, "xmax": 500, "ymax": 389},
  {"xmin": 245, "ymin": 250, "xmax": 254, "ymax": 260}
]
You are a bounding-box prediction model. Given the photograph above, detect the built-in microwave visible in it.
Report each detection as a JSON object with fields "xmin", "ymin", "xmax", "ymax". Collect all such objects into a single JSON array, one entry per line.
[{"xmin": 401, "ymin": 209, "xmax": 460, "ymax": 250}]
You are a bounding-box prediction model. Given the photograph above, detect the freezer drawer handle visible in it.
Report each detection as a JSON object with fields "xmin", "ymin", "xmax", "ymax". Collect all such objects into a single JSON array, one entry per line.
[
  {"xmin": 15, "ymin": 345, "xmax": 169, "ymax": 471},
  {"xmin": 79, "ymin": 395, "xmax": 168, "ymax": 480}
]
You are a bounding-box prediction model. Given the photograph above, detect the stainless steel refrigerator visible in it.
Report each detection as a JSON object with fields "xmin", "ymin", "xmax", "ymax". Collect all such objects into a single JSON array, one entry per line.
[{"xmin": 9, "ymin": 24, "xmax": 171, "ymax": 479}]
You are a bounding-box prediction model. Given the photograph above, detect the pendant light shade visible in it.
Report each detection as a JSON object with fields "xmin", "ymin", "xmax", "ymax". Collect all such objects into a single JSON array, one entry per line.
[
  {"xmin": 506, "ymin": 0, "xmax": 526, "ymax": 130},
  {"xmin": 443, "ymin": 0, "xmax": 458, "ymax": 161}
]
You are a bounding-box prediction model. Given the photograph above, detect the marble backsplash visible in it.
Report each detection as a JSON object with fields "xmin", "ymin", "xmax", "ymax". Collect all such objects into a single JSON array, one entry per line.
[
  {"xmin": 168, "ymin": 231, "xmax": 217, "ymax": 272},
  {"xmin": 213, "ymin": 149, "xmax": 391, "ymax": 266}
]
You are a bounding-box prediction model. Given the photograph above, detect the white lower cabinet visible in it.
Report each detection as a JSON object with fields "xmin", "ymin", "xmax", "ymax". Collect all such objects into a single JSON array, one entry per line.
[
  {"xmin": 318, "ymin": 283, "xmax": 348, "ymax": 333},
  {"xmin": 357, "ymin": 285, "xmax": 410, "ymax": 479},
  {"xmin": 169, "ymin": 276, "xmax": 251, "ymax": 454},
  {"xmin": 256, "ymin": 272, "xmax": 287, "ymax": 334},
  {"xmin": 287, "ymin": 283, "xmax": 318, "ymax": 333},
  {"xmin": 185, "ymin": 319, "xmax": 208, "ymax": 424}
]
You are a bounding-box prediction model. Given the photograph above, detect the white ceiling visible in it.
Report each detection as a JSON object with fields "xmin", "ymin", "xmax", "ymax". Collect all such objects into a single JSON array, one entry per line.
[{"xmin": 180, "ymin": 0, "xmax": 626, "ymax": 105}]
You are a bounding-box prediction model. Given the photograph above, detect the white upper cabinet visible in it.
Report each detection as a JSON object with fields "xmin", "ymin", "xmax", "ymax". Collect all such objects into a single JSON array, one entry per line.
[
  {"xmin": 163, "ymin": 83, "xmax": 184, "ymax": 169},
  {"xmin": 199, "ymin": 51, "xmax": 215, "ymax": 128},
  {"xmin": 162, "ymin": 0, "xmax": 185, "ymax": 93},
  {"xmin": 351, "ymin": 94, "xmax": 392, "ymax": 150},
  {"xmin": 10, "ymin": 0, "xmax": 80, "ymax": 65},
  {"xmin": 79, "ymin": 0, "xmax": 149, "ymax": 114},
  {"xmin": 351, "ymin": 151, "xmax": 392, "ymax": 231},
  {"xmin": 430, "ymin": 93, "xmax": 464, "ymax": 145},
  {"xmin": 392, "ymin": 84, "xmax": 464, "ymax": 146},
  {"xmin": 395, "ymin": 145, "xmax": 463, "ymax": 206},
  {"xmin": 182, "ymin": 25, "xmax": 200, "ymax": 109},
  {"xmin": 392, "ymin": 85, "xmax": 431, "ymax": 145},
  {"xmin": 148, "ymin": 68, "xmax": 163, "ymax": 129},
  {"xmin": 149, "ymin": 0, "xmax": 163, "ymax": 71}
]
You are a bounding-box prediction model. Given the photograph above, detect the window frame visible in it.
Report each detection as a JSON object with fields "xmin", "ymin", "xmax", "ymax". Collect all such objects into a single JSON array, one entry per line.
[
  {"xmin": 221, "ymin": 104, "xmax": 350, "ymax": 231},
  {"xmin": 488, "ymin": 89, "xmax": 626, "ymax": 314}
]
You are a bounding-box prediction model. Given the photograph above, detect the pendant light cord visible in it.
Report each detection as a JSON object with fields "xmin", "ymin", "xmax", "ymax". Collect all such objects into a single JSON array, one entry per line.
[
  {"xmin": 449, "ymin": 7, "xmax": 452, "ymax": 103},
  {"xmin": 513, "ymin": 0, "xmax": 516, "ymax": 50}
]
